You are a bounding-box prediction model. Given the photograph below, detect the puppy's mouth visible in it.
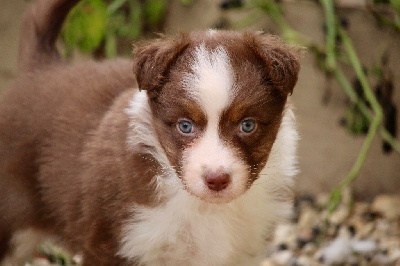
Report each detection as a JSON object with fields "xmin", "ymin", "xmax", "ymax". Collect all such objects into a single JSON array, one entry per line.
[
  {"xmin": 186, "ymin": 188, "xmax": 242, "ymax": 204},
  {"xmin": 181, "ymin": 174, "xmax": 249, "ymax": 204}
]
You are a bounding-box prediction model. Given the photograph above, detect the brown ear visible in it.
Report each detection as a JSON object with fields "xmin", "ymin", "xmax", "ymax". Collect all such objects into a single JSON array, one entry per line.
[
  {"xmin": 133, "ymin": 33, "xmax": 190, "ymax": 99},
  {"xmin": 244, "ymin": 32, "xmax": 302, "ymax": 95}
]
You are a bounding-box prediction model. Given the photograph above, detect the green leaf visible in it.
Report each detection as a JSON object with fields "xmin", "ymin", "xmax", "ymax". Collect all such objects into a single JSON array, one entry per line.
[
  {"xmin": 145, "ymin": 0, "xmax": 167, "ymax": 26},
  {"xmin": 390, "ymin": 0, "xmax": 400, "ymax": 15},
  {"xmin": 62, "ymin": 0, "xmax": 108, "ymax": 53},
  {"xmin": 126, "ymin": 0, "xmax": 143, "ymax": 39}
]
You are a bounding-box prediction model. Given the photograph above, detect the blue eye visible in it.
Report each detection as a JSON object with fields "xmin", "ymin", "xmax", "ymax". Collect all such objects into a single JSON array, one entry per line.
[
  {"xmin": 178, "ymin": 120, "xmax": 193, "ymax": 134},
  {"xmin": 240, "ymin": 119, "xmax": 256, "ymax": 133}
]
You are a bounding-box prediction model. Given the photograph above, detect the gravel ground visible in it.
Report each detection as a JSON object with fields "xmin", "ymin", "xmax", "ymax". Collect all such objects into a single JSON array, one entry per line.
[
  {"xmin": 26, "ymin": 191, "xmax": 400, "ymax": 266},
  {"xmin": 263, "ymin": 190, "xmax": 400, "ymax": 265}
]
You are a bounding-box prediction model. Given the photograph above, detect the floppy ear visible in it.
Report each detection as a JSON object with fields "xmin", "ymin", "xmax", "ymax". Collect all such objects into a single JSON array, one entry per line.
[
  {"xmin": 244, "ymin": 32, "xmax": 302, "ymax": 95},
  {"xmin": 133, "ymin": 33, "xmax": 190, "ymax": 99}
]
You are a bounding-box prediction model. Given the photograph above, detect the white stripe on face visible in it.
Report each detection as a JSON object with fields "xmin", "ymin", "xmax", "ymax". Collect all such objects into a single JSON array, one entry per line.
[
  {"xmin": 180, "ymin": 44, "xmax": 248, "ymax": 203},
  {"xmin": 182, "ymin": 44, "xmax": 235, "ymax": 118}
]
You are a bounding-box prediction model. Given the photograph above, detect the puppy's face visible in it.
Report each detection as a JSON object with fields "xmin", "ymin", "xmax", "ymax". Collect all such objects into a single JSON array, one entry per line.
[{"xmin": 134, "ymin": 31, "xmax": 300, "ymax": 203}]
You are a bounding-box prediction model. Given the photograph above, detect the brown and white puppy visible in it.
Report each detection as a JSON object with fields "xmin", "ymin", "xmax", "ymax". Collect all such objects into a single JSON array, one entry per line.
[{"xmin": 0, "ymin": 0, "xmax": 301, "ymax": 265}]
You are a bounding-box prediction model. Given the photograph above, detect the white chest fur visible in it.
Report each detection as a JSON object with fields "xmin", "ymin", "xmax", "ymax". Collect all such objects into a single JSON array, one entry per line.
[{"xmin": 118, "ymin": 182, "xmax": 285, "ymax": 266}]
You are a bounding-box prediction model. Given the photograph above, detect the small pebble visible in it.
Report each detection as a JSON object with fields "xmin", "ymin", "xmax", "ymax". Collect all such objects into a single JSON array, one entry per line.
[
  {"xmin": 298, "ymin": 207, "xmax": 319, "ymax": 229},
  {"xmin": 260, "ymin": 259, "xmax": 276, "ymax": 266},
  {"xmin": 371, "ymin": 194, "xmax": 400, "ymax": 220},
  {"xmin": 273, "ymin": 224, "xmax": 297, "ymax": 249},
  {"xmin": 315, "ymin": 193, "xmax": 329, "ymax": 208},
  {"xmin": 318, "ymin": 227, "xmax": 352, "ymax": 264},
  {"xmin": 329, "ymin": 205, "xmax": 350, "ymax": 225},
  {"xmin": 303, "ymin": 242, "xmax": 317, "ymax": 255},
  {"xmin": 351, "ymin": 239, "xmax": 377, "ymax": 254},
  {"xmin": 297, "ymin": 255, "xmax": 319, "ymax": 266},
  {"xmin": 271, "ymin": 250, "xmax": 293, "ymax": 265}
]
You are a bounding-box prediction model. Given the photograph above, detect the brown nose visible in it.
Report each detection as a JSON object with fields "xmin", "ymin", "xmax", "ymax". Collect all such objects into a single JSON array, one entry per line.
[{"xmin": 204, "ymin": 172, "xmax": 231, "ymax": 191}]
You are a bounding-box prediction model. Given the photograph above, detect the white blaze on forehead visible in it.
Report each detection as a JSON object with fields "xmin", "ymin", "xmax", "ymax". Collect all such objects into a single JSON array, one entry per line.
[
  {"xmin": 180, "ymin": 44, "xmax": 248, "ymax": 202},
  {"xmin": 182, "ymin": 44, "xmax": 235, "ymax": 115}
]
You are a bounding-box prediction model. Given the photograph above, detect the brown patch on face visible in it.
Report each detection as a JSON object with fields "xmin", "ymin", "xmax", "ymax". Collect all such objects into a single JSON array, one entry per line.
[
  {"xmin": 133, "ymin": 33, "xmax": 191, "ymax": 99},
  {"xmin": 150, "ymin": 94, "xmax": 207, "ymax": 176},
  {"xmin": 241, "ymin": 31, "xmax": 302, "ymax": 95},
  {"xmin": 220, "ymin": 90, "xmax": 287, "ymax": 184}
]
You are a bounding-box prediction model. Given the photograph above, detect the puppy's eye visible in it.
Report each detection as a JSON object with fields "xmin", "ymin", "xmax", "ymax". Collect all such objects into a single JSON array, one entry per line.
[
  {"xmin": 240, "ymin": 119, "xmax": 256, "ymax": 133},
  {"xmin": 177, "ymin": 120, "xmax": 193, "ymax": 134}
]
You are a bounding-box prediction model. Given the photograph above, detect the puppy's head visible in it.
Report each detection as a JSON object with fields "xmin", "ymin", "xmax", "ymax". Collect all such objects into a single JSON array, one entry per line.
[{"xmin": 133, "ymin": 31, "xmax": 301, "ymax": 203}]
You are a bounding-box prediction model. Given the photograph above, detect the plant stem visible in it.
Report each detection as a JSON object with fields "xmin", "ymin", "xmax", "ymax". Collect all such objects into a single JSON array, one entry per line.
[
  {"xmin": 380, "ymin": 129, "xmax": 400, "ymax": 152},
  {"xmin": 320, "ymin": 0, "xmax": 337, "ymax": 72},
  {"xmin": 248, "ymin": 0, "xmax": 319, "ymax": 47},
  {"xmin": 328, "ymin": 28, "xmax": 384, "ymax": 212},
  {"xmin": 338, "ymin": 27, "xmax": 383, "ymax": 132},
  {"xmin": 334, "ymin": 67, "xmax": 400, "ymax": 154},
  {"xmin": 368, "ymin": 5, "xmax": 400, "ymax": 32}
]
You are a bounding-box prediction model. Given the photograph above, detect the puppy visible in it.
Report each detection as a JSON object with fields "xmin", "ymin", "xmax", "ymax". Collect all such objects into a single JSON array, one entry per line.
[{"xmin": 0, "ymin": 0, "xmax": 301, "ymax": 265}]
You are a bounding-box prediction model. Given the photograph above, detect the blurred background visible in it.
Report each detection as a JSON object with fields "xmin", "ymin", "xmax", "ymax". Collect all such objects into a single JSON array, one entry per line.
[
  {"xmin": 1, "ymin": 0, "xmax": 399, "ymax": 265},
  {"xmin": 1, "ymin": 0, "xmax": 399, "ymax": 200}
]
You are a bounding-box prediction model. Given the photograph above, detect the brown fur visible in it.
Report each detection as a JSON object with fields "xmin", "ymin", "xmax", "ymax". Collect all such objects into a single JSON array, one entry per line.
[
  {"xmin": 0, "ymin": 60, "xmax": 138, "ymax": 264},
  {"xmin": 18, "ymin": 0, "xmax": 81, "ymax": 71},
  {"xmin": 0, "ymin": 0, "xmax": 301, "ymax": 264}
]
